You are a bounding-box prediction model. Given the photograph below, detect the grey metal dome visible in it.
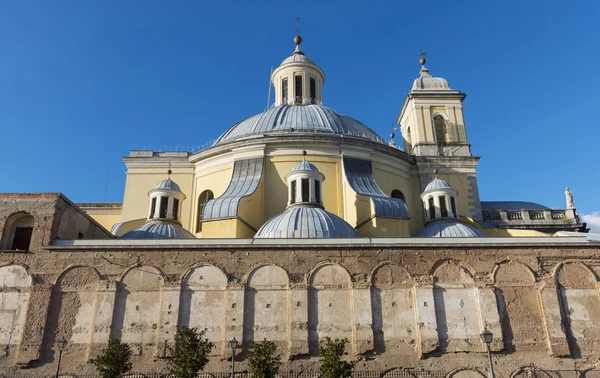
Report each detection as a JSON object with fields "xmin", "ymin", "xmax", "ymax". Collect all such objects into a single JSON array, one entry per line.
[
  {"xmin": 120, "ymin": 221, "xmax": 195, "ymax": 240},
  {"xmin": 424, "ymin": 178, "xmax": 452, "ymax": 192},
  {"xmin": 281, "ymin": 54, "xmax": 316, "ymax": 65},
  {"xmin": 291, "ymin": 161, "xmax": 319, "ymax": 173},
  {"xmin": 154, "ymin": 178, "xmax": 181, "ymax": 192},
  {"xmin": 413, "ymin": 220, "xmax": 486, "ymax": 238},
  {"xmin": 254, "ymin": 206, "xmax": 358, "ymax": 239},
  {"xmin": 214, "ymin": 105, "xmax": 385, "ymax": 146}
]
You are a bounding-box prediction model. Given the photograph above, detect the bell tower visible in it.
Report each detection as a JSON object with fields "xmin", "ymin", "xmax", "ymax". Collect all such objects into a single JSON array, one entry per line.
[
  {"xmin": 397, "ymin": 52, "xmax": 483, "ymax": 220},
  {"xmin": 397, "ymin": 53, "xmax": 471, "ymax": 157}
]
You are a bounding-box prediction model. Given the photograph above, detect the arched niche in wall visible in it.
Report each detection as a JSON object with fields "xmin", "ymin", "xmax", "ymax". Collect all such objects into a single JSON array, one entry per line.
[
  {"xmin": 243, "ymin": 265, "xmax": 289, "ymax": 352},
  {"xmin": 493, "ymin": 261, "xmax": 544, "ymax": 352},
  {"xmin": 43, "ymin": 266, "xmax": 100, "ymax": 362},
  {"xmin": 307, "ymin": 263, "xmax": 352, "ymax": 355},
  {"xmin": 0, "ymin": 265, "xmax": 31, "ymax": 352},
  {"xmin": 557, "ymin": 262, "xmax": 600, "ymax": 358},
  {"xmin": 113, "ymin": 265, "xmax": 163, "ymax": 347},
  {"xmin": 432, "ymin": 260, "xmax": 480, "ymax": 352},
  {"xmin": 1, "ymin": 212, "xmax": 34, "ymax": 251},
  {"xmin": 180, "ymin": 265, "xmax": 227, "ymax": 354},
  {"xmin": 510, "ymin": 366, "xmax": 553, "ymax": 378},
  {"xmin": 448, "ymin": 369, "xmax": 486, "ymax": 378},
  {"xmin": 370, "ymin": 263, "xmax": 415, "ymax": 355}
]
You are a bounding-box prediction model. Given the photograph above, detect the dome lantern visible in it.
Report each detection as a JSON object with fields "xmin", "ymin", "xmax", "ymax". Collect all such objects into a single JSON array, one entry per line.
[
  {"xmin": 271, "ymin": 33, "xmax": 325, "ymax": 106},
  {"xmin": 147, "ymin": 172, "xmax": 186, "ymax": 224},
  {"xmin": 285, "ymin": 154, "xmax": 325, "ymax": 208},
  {"xmin": 421, "ymin": 173, "xmax": 458, "ymax": 224}
]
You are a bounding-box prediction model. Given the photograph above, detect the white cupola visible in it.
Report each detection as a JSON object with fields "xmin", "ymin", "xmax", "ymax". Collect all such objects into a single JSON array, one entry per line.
[
  {"xmin": 421, "ymin": 173, "xmax": 459, "ymax": 224},
  {"xmin": 147, "ymin": 171, "xmax": 186, "ymax": 223},
  {"xmin": 285, "ymin": 154, "xmax": 325, "ymax": 208},
  {"xmin": 271, "ymin": 34, "xmax": 325, "ymax": 106}
]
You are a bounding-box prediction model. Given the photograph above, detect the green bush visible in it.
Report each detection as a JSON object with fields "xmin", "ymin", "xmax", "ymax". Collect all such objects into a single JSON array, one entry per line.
[
  {"xmin": 170, "ymin": 326, "xmax": 214, "ymax": 378},
  {"xmin": 318, "ymin": 337, "xmax": 355, "ymax": 378},
  {"xmin": 248, "ymin": 340, "xmax": 281, "ymax": 378},
  {"xmin": 93, "ymin": 338, "xmax": 133, "ymax": 378}
]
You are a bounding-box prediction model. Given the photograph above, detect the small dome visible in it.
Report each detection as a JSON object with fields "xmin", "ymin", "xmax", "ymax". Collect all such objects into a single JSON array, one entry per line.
[
  {"xmin": 255, "ymin": 206, "xmax": 358, "ymax": 239},
  {"xmin": 291, "ymin": 161, "xmax": 319, "ymax": 173},
  {"xmin": 214, "ymin": 105, "xmax": 385, "ymax": 146},
  {"xmin": 412, "ymin": 76, "xmax": 450, "ymax": 90},
  {"xmin": 120, "ymin": 221, "xmax": 195, "ymax": 240},
  {"xmin": 154, "ymin": 178, "xmax": 181, "ymax": 192},
  {"xmin": 424, "ymin": 178, "xmax": 452, "ymax": 192},
  {"xmin": 413, "ymin": 220, "xmax": 486, "ymax": 238},
  {"xmin": 281, "ymin": 54, "xmax": 316, "ymax": 65}
]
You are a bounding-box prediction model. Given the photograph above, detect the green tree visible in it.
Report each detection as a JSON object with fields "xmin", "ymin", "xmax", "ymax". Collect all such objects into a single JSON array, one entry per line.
[
  {"xmin": 170, "ymin": 326, "xmax": 214, "ymax": 378},
  {"xmin": 248, "ymin": 340, "xmax": 281, "ymax": 378},
  {"xmin": 318, "ymin": 337, "xmax": 354, "ymax": 378},
  {"xmin": 93, "ymin": 338, "xmax": 133, "ymax": 378}
]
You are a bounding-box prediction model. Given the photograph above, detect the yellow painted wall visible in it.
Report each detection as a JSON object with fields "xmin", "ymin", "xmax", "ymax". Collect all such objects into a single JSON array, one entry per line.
[
  {"xmin": 202, "ymin": 218, "xmax": 256, "ymax": 238},
  {"xmin": 192, "ymin": 163, "xmax": 234, "ymax": 237},
  {"xmin": 83, "ymin": 211, "xmax": 122, "ymax": 232},
  {"xmin": 121, "ymin": 168, "xmax": 194, "ymax": 226},
  {"xmin": 357, "ymin": 217, "xmax": 410, "ymax": 238}
]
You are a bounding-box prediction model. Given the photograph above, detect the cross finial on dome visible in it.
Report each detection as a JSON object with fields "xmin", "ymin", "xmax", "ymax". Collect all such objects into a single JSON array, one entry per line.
[
  {"xmin": 168, "ymin": 162, "xmax": 172, "ymax": 178},
  {"xmin": 302, "ymin": 150, "xmax": 307, "ymax": 161},
  {"xmin": 292, "ymin": 17, "xmax": 304, "ymax": 56}
]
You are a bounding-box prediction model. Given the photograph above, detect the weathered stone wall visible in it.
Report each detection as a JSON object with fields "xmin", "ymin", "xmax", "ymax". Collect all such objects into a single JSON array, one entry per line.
[{"xmin": 1, "ymin": 195, "xmax": 600, "ymax": 377}]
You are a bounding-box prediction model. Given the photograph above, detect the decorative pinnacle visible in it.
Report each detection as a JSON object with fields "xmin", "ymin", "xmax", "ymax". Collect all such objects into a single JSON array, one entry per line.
[
  {"xmin": 292, "ymin": 17, "xmax": 304, "ymax": 56},
  {"xmin": 167, "ymin": 169, "xmax": 172, "ymax": 178},
  {"xmin": 302, "ymin": 150, "xmax": 307, "ymax": 161},
  {"xmin": 418, "ymin": 45, "xmax": 428, "ymax": 66},
  {"xmin": 433, "ymin": 168, "xmax": 439, "ymax": 178}
]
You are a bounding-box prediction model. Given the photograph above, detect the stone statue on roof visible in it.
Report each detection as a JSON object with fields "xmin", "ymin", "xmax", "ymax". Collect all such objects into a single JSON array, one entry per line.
[{"xmin": 565, "ymin": 187, "xmax": 575, "ymax": 209}]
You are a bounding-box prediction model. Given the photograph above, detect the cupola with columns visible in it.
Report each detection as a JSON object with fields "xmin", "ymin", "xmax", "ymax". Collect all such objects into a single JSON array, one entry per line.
[
  {"xmin": 285, "ymin": 152, "xmax": 325, "ymax": 208},
  {"xmin": 271, "ymin": 26, "xmax": 325, "ymax": 106},
  {"xmin": 147, "ymin": 170, "xmax": 186, "ymax": 224},
  {"xmin": 421, "ymin": 171, "xmax": 459, "ymax": 224}
]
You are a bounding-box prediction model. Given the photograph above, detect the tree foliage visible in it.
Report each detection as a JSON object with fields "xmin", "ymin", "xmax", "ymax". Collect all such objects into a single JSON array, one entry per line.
[
  {"xmin": 170, "ymin": 326, "xmax": 214, "ymax": 378},
  {"xmin": 93, "ymin": 338, "xmax": 133, "ymax": 378},
  {"xmin": 248, "ymin": 340, "xmax": 281, "ymax": 378},
  {"xmin": 318, "ymin": 337, "xmax": 355, "ymax": 378}
]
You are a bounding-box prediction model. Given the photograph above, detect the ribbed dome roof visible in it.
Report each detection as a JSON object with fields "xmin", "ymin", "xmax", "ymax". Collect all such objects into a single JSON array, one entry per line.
[
  {"xmin": 281, "ymin": 54, "xmax": 315, "ymax": 65},
  {"xmin": 412, "ymin": 76, "xmax": 450, "ymax": 90},
  {"xmin": 254, "ymin": 206, "xmax": 358, "ymax": 239},
  {"xmin": 291, "ymin": 161, "xmax": 319, "ymax": 173},
  {"xmin": 120, "ymin": 221, "xmax": 195, "ymax": 240},
  {"xmin": 424, "ymin": 178, "xmax": 452, "ymax": 192},
  {"xmin": 214, "ymin": 105, "xmax": 385, "ymax": 146},
  {"xmin": 413, "ymin": 220, "xmax": 486, "ymax": 238},
  {"xmin": 154, "ymin": 178, "xmax": 181, "ymax": 192}
]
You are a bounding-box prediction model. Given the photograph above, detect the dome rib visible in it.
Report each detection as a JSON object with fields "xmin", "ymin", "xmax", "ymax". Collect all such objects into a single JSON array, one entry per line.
[{"xmin": 214, "ymin": 105, "xmax": 385, "ymax": 146}]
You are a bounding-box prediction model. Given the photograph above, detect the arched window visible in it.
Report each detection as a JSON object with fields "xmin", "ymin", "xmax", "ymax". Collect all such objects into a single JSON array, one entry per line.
[
  {"xmin": 391, "ymin": 189, "xmax": 406, "ymax": 203},
  {"xmin": 196, "ymin": 190, "xmax": 214, "ymax": 232},
  {"xmin": 1, "ymin": 213, "xmax": 34, "ymax": 251},
  {"xmin": 433, "ymin": 115, "xmax": 447, "ymax": 144}
]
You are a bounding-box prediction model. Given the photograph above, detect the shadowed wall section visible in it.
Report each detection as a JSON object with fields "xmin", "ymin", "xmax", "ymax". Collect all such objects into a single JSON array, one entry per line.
[
  {"xmin": 0, "ymin": 265, "xmax": 31, "ymax": 357},
  {"xmin": 308, "ymin": 264, "xmax": 352, "ymax": 355},
  {"xmin": 180, "ymin": 265, "xmax": 227, "ymax": 355}
]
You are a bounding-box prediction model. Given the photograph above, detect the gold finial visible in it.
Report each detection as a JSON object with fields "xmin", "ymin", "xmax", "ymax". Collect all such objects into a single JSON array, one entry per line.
[{"xmin": 418, "ymin": 46, "xmax": 428, "ymax": 66}]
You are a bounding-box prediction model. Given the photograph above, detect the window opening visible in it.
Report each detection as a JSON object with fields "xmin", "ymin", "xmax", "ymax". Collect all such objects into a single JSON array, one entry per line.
[
  {"xmin": 291, "ymin": 181, "xmax": 297, "ymax": 204},
  {"xmin": 428, "ymin": 197, "xmax": 435, "ymax": 220},
  {"xmin": 391, "ymin": 189, "xmax": 406, "ymax": 202},
  {"xmin": 173, "ymin": 198, "xmax": 180, "ymax": 221},
  {"xmin": 295, "ymin": 75, "xmax": 303, "ymax": 104},
  {"xmin": 159, "ymin": 196, "xmax": 169, "ymax": 218},
  {"xmin": 315, "ymin": 180, "xmax": 321, "ymax": 204},
  {"xmin": 433, "ymin": 115, "xmax": 446, "ymax": 144},
  {"xmin": 282, "ymin": 78, "xmax": 288, "ymax": 105},
  {"xmin": 440, "ymin": 196, "xmax": 448, "ymax": 218},
  {"xmin": 301, "ymin": 178, "xmax": 310, "ymax": 202},
  {"xmin": 196, "ymin": 190, "xmax": 214, "ymax": 232},
  {"xmin": 310, "ymin": 77, "xmax": 316, "ymax": 103},
  {"xmin": 12, "ymin": 227, "xmax": 32, "ymax": 250},
  {"xmin": 150, "ymin": 197, "xmax": 156, "ymax": 218}
]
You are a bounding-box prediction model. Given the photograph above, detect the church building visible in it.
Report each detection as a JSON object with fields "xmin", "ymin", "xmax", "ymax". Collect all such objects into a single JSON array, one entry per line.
[{"xmin": 0, "ymin": 32, "xmax": 598, "ymax": 377}]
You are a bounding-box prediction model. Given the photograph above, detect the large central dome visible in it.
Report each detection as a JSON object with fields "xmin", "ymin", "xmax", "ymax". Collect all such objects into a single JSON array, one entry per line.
[{"xmin": 214, "ymin": 104, "xmax": 385, "ymax": 146}]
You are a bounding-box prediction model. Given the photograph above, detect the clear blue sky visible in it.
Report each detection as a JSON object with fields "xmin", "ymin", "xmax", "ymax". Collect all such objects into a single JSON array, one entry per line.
[{"xmin": 1, "ymin": 1, "xmax": 599, "ymax": 220}]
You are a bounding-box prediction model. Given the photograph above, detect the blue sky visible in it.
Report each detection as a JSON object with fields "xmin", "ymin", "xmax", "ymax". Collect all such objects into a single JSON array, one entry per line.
[{"xmin": 1, "ymin": 1, "xmax": 598, "ymax": 224}]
